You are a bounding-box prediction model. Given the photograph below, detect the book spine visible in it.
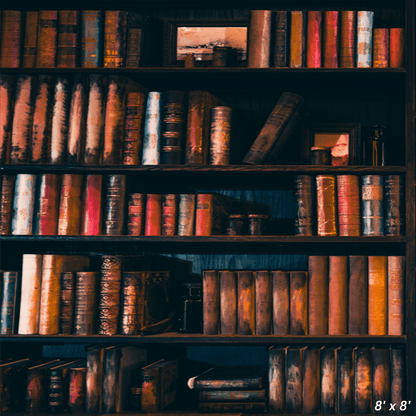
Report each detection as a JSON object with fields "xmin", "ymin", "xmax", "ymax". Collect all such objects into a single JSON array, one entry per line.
[
  {"xmin": 121, "ymin": 271, "xmax": 144, "ymax": 335},
  {"xmin": 122, "ymin": 92, "xmax": 146, "ymax": 165},
  {"xmin": 290, "ymin": 11, "xmax": 305, "ymax": 68},
  {"xmin": 99, "ymin": 255, "xmax": 122, "ymax": 335},
  {"xmin": 57, "ymin": 11, "xmax": 79, "ymax": 68},
  {"xmin": 0, "ymin": 74, "xmax": 15, "ymax": 164},
  {"xmin": 337, "ymin": 349, "xmax": 354, "ymax": 414},
  {"xmin": 390, "ymin": 348, "xmax": 405, "ymax": 415},
  {"xmin": 58, "ymin": 174, "xmax": 83, "ymax": 235},
  {"xmin": 127, "ymin": 193, "xmax": 145, "ymax": 236},
  {"xmin": 178, "ymin": 194, "xmax": 196, "ymax": 235},
  {"xmin": 142, "ymin": 91, "xmax": 162, "ymax": 165},
  {"xmin": 321, "ymin": 349, "xmax": 337, "ymax": 414},
  {"xmin": 209, "ymin": 106, "xmax": 232, "ymax": 165},
  {"xmin": 81, "ymin": 174, "xmax": 103, "ymax": 236},
  {"xmin": 247, "ymin": 10, "xmax": 272, "ymax": 68},
  {"xmin": 272, "ymin": 270, "xmax": 290, "ymax": 334},
  {"xmin": 26, "ymin": 369, "xmax": 48, "ymax": 413},
  {"xmin": 68, "ymin": 368, "xmax": 86, "ymax": 413},
  {"xmin": 295, "ymin": 175, "xmax": 315, "ymax": 235},
  {"xmin": 274, "ymin": 11, "xmax": 288, "ymax": 67},
  {"xmin": 323, "ymin": 11, "xmax": 339, "ymax": 68},
  {"xmin": 35, "ymin": 173, "xmax": 60, "ymax": 235},
  {"xmin": 237, "ymin": 271, "xmax": 255, "ymax": 335},
  {"xmin": 81, "ymin": 10, "xmax": 102, "ymax": 68},
  {"xmin": 308, "ymin": 256, "xmax": 329, "ymax": 335},
  {"xmin": 86, "ymin": 348, "xmax": 103, "ymax": 413},
  {"xmin": 11, "ymin": 173, "xmax": 36, "ymax": 235},
  {"xmin": 316, "ymin": 175, "xmax": 338, "ymax": 236},
  {"xmin": 144, "ymin": 194, "xmax": 162, "ymax": 236},
  {"xmin": 220, "ymin": 270, "xmax": 237, "ymax": 334},
  {"xmin": 103, "ymin": 11, "xmax": 127, "ymax": 68},
  {"xmin": 286, "ymin": 348, "xmax": 303, "ymax": 413},
  {"xmin": 340, "ymin": 11, "xmax": 356, "ymax": 68},
  {"xmin": 0, "ymin": 11, "xmax": 22, "ymax": 68},
  {"xmin": 357, "ymin": 11, "xmax": 374, "ymax": 68},
  {"xmin": 195, "ymin": 193, "xmax": 214, "ymax": 236},
  {"xmin": 384, "ymin": 175, "xmax": 404, "ymax": 236},
  {"xmin": 303, "ymin": 348, "xmax": 320, "ymax": 415},
  {"xmin": 337, "ymin": 175, "xmax": 360, "ymax": 236},
  {"xmin": 328, "ymin": 256, "xmax": 348, "ymax": 335},
  {"xmin": 126, "ymin": 28, "xmax": 143, "ymax": 68},
  {"xmin": 22, "ymin": 12, "xmax": 39, "ymax": 68},
  {"xmin": 255, "ymin": 271, "xmax": 272, "ymax": 335},
  {"xmin": 355, "ymin": 348, "xmax": 372, "ymax": 413},
  {"xmin": 48, "ymin": 368, "xmax": 65, "ymax": 413},
  {"xmin": 373, "ymin": 28, "xmax": 389, "ymax": 68},
  {"xmin": 162, "ymin": 194, "xmax": 178, "ymax": 236},
  {"xmin": 289, "ymin": 271, "xmax": 307, "ymax": 335},
  {"xmin": 18, "ymin": 254, "xmax": 43, "ymax": 334},
  {"xmin": 269, "ymin": 348, "xmax": 285, "ymax": 413},
  {"xmin": 368, "ymin": 256, "xmax": 388, "ymax": 335},
  {"xmin": 30, "ymin": 74, "xmax": 54, "ymax": 164},
  {"xmin": 0, "ymin": 175, "xmax": 15, "ymax": 235},
  {"xmin": 388, "ymin": 256, "xmax": 405, "ymax": 335},
  {"xmin": 84, "ymin": 74, "xmax": 106, "ymax": 164},
  {"xmin": 199, "ymin": 389, "xmax": 266, "ymax": 401},
  {"xmin": 203, "ymin": 270, "xmax": 219, "ymax": 335},
  {"xmin": 199, "ymin": 402, "xmax": 267, "ymax": 412},
  {"xmin": 10, "ymin": 75, "xmax": 35, "ymax": 164},
  {"xmin": 141, "ymin": 366, "xmax": 160, "ymax": 412},
  {"xmin": 0, "ymin": 271, "xmax": 19, "ymax": 334},
  {"xmin": 74, "ymin": 272, "xmax": 98, "ymax": 335},
  {"xmin": 36, "ymin": 10, "xmax": 58, "ymax": 68},
  {"xmin": 349, "ymin": 255, "xmax": 368, "ymax": 334},
  {"xmin": 102, "ymin": 348, "xmax": 121, "ymax": 414},
  {"xmin": 104, "ymin": 174, "xmax": 126, "ymax": 235},
  {"xmin": 59, "ymin": 272, "xmax": 75, "ymax": 334},
  {"xmin": 372, "ymin": 348, "xmax": 390, "ymax": 414},
  {"xmin": 390, "ymin": 28, "xmax": 405, "ymax": 68},
  {"xmin": 307, "ymin": 11, "xmax": 322, "ymax": 68}
]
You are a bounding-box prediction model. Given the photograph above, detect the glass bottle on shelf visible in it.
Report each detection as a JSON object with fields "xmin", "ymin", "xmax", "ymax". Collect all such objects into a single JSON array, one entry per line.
[{"xmin": 363, "ymin": 125, "xmax": 388, "ymax": 166}]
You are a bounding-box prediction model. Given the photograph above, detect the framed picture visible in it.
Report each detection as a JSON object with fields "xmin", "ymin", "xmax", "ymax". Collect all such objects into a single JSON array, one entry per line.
[
  {"xmin": 301, "ymin": 123, "xmax": 361, "ymax": 165},
  {"xmin": 163, "ymin": 18, "xmax": 249, "ymax": 66}
]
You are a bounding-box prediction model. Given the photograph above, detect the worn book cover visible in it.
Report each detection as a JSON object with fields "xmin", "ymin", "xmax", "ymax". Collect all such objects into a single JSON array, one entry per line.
[
  {"xmin": 247, "ymin": 10, "xmax": 272, "ymax": 68},
  {"xmin": 0, "ymin": 11, "xmax": 22, "ymax": 68},
  {"xmin": 303, "ymin": 346, "xmax": 320, "ymax": 415},
  {"xmin": 372, "ymin": 346, "xmax": 390, "ymax": 414},
  {"xmin": 349, "ymin": 255, "xmax": 368, "ymax": 334},
  {"xmin": 57, "ymin": 10, "xmax": 79, "ymax": 68},
  {"xmin": 81, "ymin": 10, "xmax": 102, "ymax": 67},
  {"xmin": 289, "ymin": 271, "xmax": 307, "ymax": 335},
  {"xmin": 0, "ymin": 75, "xmax": 15, "ymax": 164},
  {"xmin": 321, "ymin": 346, "xmax": 338, "ymax": 414},
  {"xmin": 328, "ymin": 256, "xmax": 348, "ymax": 334},
  {"xmin": 307, "ymin": 11, "xmax": 322, "ymax": 68},
  {"xmin": 237, "ymin": 270, "xmax": 255, "ymax": 335},
  {"xmin": 34, "ymin": 174, "xmax": 60, "ymax": 235},
  {"xmin": 219, "ymin": 270, "xmax": 237, "ymax": 335},
  {"xmin": 36, "ymin": 10, "xmax": 58, "ymax": 67},
  {"xmin": 22, "ymin": 11, "xmax": 38, "ymax": 68},
  {"xmin": 340, "ymin": 11, "xmax": 356, "ymax": 68},
  {"xmin": 255, "ymin": 270, "xmax": 272, "ymax": 335},
  {"xmin": 73, "ymin": 272, "xmax": 98, "ymax": 335},
  {"xmin": 323, "ymin": 11, "xmax": 339, "ymax": 68}
]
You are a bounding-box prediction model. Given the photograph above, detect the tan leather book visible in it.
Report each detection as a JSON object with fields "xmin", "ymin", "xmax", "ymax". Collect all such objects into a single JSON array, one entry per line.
[
  {"xmin": 247, "ymin": 10, "xmax": 272, "ymax": 68},
  {"xmin": 328, "ymin": 256, "xmax": 348, "ymax": 335},
  {"xmin": 368, "ymin": 256, "xmax": 388, "ymax": 335},
  {"xmin": 237, "ymin": 271, "xmax": 255, "ymax": 335},
  {"xmin": 290, "ymin": 11, "xmax": 306, "ymax": 68}
]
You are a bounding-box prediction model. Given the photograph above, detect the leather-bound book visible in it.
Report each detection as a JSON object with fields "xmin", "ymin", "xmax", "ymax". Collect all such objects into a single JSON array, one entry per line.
[
  {"xmin": 203, "ymin": 270, "xmax": 219, "ymax": 335},
  {"xmin": 126, "ymin": 27, "xmax": 143, "ymax": 68},
  {"xmin": 209, "ymin": 106, "xmax": 232, "ymax": 165},
  {"xmin": 340, "ymin": 11, "xmax": 356, "ymax": 68},
  {"xmin": 99, "ymin": 255, "xmax": 123, "ymax": 335},
  {"xmin": 86, "ymin": 346, "xmax": 104, "ymax": 413},
  {"xmin": 199, "ymin": 389, "xmax": 266, "ymax": 401},
  {"xmin": 161, "ymin": 91, "xmax": 186, "ymax": 164},
  {"xmin": 289, "ymin": 271, "xmax": 307, "ymax": 335},
  {"xmin": 308, "ymin": 256, "xmax": 329, "ymax": 335},
  {"xmin": 388, "ymin": 256, "xmax": 405, "ymax": 335},
  {"xmin": 316, "ymin": 175, "xmax": 337, "ymax": 236},
  {"xmin": 81, "ymin": 174, "xmax": 103, "ymax": 236},
  {"xmin": 321, "ymin": 346, "xmax": 338, "ymax": 414},
  {"xmin": 355, "ymin": 347, "xmax": 372, "ymax": 414},
  {"xmin": 36, "ymin": 10, "xmax": 58, "ymax": 67},
  {"xmin": 144, "ymin": 194, "xmax": 162, "ymax": 236},
  {"xmin": 349, "ymin": 255, "xmax": 368, "ymax": 334},
  {"xmin": 67, "ymin": 74, "xmax": 87, "ymax": 164},
  {"xmin": 303, "ymin": 346, "xmax": 320, "ymax": 415},
  {"xmin": 50, "ymin": 76, "xmax": 71, "ymax": 165},
  {"xmin": 127, "ymin": 193, "xmax": 145, "ymax": 235},
  {"xmin": 290, "ymin": 11, "xmax": 306, "ymax": 68},
  {"xmin": 102, "ymin": 347, "xmax": 122, "ymax": 413},
  {"xmin": 57, "ymin": 11, "xmax": 79, "ymax": 68},
  {"xmin": 307, "ymin": 11, "xmax": 322, "ymax": 68},
  {"xmin": 237, "ymin": 271, "xmax": 255, "ymax": 335},
  {"xmin": 286, "ymin": 346, "xmax": 305, "ymax": 413},
  {"xmin": 22, "ymin": 12, "xmax": 39, "ymax": 68},
  {"xmin": 274, "ymin": 11, "xmax": 288, "ymax": 67},
  {"xmin": 30, "ymin": 75, "xmax": 54, "ymax": 164},
  {"xmin": 162, "ymin": 194, "xmax": 178, "ymax": 236},
  {"xmin": 220, "ymin": 270, "xmax": 237, "ymax": 334},
  {"xmin": 373, "ymin": 28, "xmax": 389, "ymax": 68},
  {"xmin": 84, "ymin": 74, "xmax": 107, "ymax": 164},
  {"xmin": 337, "ymin": 348, "xmax": 354, "ymax": 414},
  {"xmin": 34, "ymin": 173, "xmax": 60, "ymax": 235},
  {"xmin": 269, "ymin": 346, "xmax": 286, "ymax": 413},
  {"xmin": 122, "ymin": 92, "xmax": 146, "ymax": 165},
  {"xmin": 243, "ymin": 92, "xmax": 304, "ymax": 164},
  {"xmin": 104, "ymin": 174, "xmax": 126, "ymax": 235},
  {"xmin": 58, "ymin": 174, "xmax": 83, "ymax": 235},
  {"xmin": 178, "ymin": 194, "xmax": 196, "ymax": 235},
  {"xmin": 59, "ymin": 272, "xmax": 75, "ymax": 334},
  {"xmin": 390, "ymin": 28, "xmax": 404, "ymax": 68},
  {"xmin": 142, "ymin": 91, "xmax": 162, "ymax": 165},
  {"xmin": 247, "ymin": 10, "xmax": 272, "ymax": 68},
  {"xmin": 356, "ymin": 11, "xmax": 374, "ymax": 68},
  {"xmin": 0, "ymin": 11, "xmax": 22, "ymax": 68},
  {"xmin": 390, "ymin": 347, "xmax": 405, "ymax": 415},
  {"xmin": 323, "ymin": 11, "xmax": 339, "ymax": 68},
  {"xmin": 0, "ymin": 75, "xmax": 15, "ymax": 164},
  {"xmin": 372, "ymin": 347, "xmax": 390, "ymax": 414},
  {"xmin": 0, "ymin": 175, "xmax": 15, "ymax": 235},
  {"xmin": 337, "ymin": 175, "xmax": 360, "ymax": 236},
  {"xmin": 68, "ymin": 364, "xmax": 87, "ymax": 413},
  {"xmin": 328, "ymin": 256, "xmax": 348, "ymax": 335},
  {"xmin": 103, "ymin": 11, "xmax": 127, "ymax": 68},
  {"xmin": 0, "ymin": 271, "xmax": 20, "ymax": 334},
  {"xmin": 10, "ymin": 75, "xmax": 35, "ymax": 164},
  {"xmin": 81, "ymin": 11, "xmax": 103, "ymax": 67},
  {"xmin": 18, "ymin": 254, "xmax": 42, "ymax": 334},
  {"xmin": 11, "ymin": 173, "xmax": 36, "ymax": 235},
  {"xmin": 74, "ymin": 272, "xmax": 98, "ymax": 335},
  {"xmin": 368, "ymin": 256, "xmax": 388, "ymax": 335},
  {"xmin": 120, "ymin": 271, "xmax": 144, "ymax": 335},
  {"xmin": 255, "ymin": 270, "xmax": 272, "ymax": 335},
  {"xmin": 295, "ymin": 175, "xmax": 315, "ymax": 236},
  {"xmin": 384, "ymin": 175, "xmax": 404, "ymax": 235},
  {"xmin": 272, "ymin": 270, "xmax": 290, "ymax": 335},
  {"xmin": 199, "ymin": 402, "xmax": 267, "ymax": 412}
]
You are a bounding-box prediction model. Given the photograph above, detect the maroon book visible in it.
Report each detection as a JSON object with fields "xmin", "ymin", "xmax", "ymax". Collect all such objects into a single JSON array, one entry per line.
[
  {"xmin": 35, "ymin": 174, "xmax": 60, "ymax": 235},
  {"xmin": 0, "ymin": 11, "xmax": 22, "ymax": 68}
]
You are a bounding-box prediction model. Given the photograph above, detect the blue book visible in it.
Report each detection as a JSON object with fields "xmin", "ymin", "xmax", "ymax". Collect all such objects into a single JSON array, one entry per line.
[
  {"xmin": 81, "ymin": 10, "xmax": 102, "ymax": 68},
  {"xmin": 0, "ymin": 271, "xmax": 20, "ymax": 334},
  {"xmin": 142, "ymin": 92, "xmax": 162, "ymax": 165},
  {"xmin": 357, "ymin": 11, "xmax": 374, "ymax": 68}
]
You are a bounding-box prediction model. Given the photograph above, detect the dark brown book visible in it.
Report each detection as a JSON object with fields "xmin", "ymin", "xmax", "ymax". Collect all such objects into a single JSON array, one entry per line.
[
  {"xmin": 274, "ymin": 11, "xmax": 288, "ymax": 67},
  {"xmin": 74, "ymin": 272, "xmax": 98, "ymax": 335},
  {"xmin": 199, "ymin": 402, "xmax": 267, "ymax": 412},
  {"xmin": 321, "ymin": 346, "xmax": 337, "ymax": 414},
  {"xmin": 337, "ymin": 347, "xmax": 354, "ymax": 414},
  {"xmin": 316, "ymin": 175, "xmax": 338, "ymax": 236},
  {"xmin": 390, "ymin": 347, "xmax": 406, "ymax": 415},
  {"xmin": 295, "ymin": 175, "xmax": 315, "ymax": 235},
  {"xmin": 104, "ymin": 175, "xmax": 126, "ymax": 235},
  {"xmin": 247, "ymin": 10, "xmax": 272, "ymax": 68},
  {"xmin": 59, "ymin": 272, "xmax": 75, "ymax": 334},
  {"xmin": 86, "ymin": 346, "xmax": 104, "ymax": 413},
  {"xmin": 0, "ymin": 175, "xmax": 15, "ymax": 235},
  {"xmin": 289, "ymin": 271, "xmax": 307, "ymax": 335},
  {"xmin": 199, "ymin": 389, "xmax": 266, "ymax": 401},
  {"xmin": 57, "ymin": 174, "xmax": 83, "ymax": 235},
  {"xmin": 81, "ymin": 174, "xmax": 103, "ymax": 236},
  {"xmin": 0, "ymin": 75, "xmax": 15, "ymax": 164},
  {"xmin": 219, "ymin": 270, "xmax": 237, "ymax": 335},
  {"xmin": 384, "ymin": 175, "xmax": 404, "ymax": 236},
  {"xmin": 0, "ymin": 11, "xmax": 22, "ymax": 68},
  {"xmin": 121, "ymin": 271, "xmax": 144, "ymax": 335},
  {"xmin": 162, "ymin": 194, "xmax": 178, "ymax": 236},
  {"xmin": 272, "ymin": 271, "xmax": 289, "ymax": 335},
  {"xmin": 126, "ymin": 28, "xmax": 143, "ymax": 68},
  {"xmin": 328, "ymin": 256, "xmax": 348, "ymax": 335},
  {"xmin": 303, "ymin": 346, "xmax": 320, "ymax": 415},
  {"xmin": 237, "ymin": 270, "xmax": 255, "ymax": 335},
  {"xmin": 127, "ymin": 193, "xmax": 145, "ymax": 236},
  {"xmin": 355, "ymin": 347, "xmax": 372, "ymax": 414},
  {"xmin": 36, "ymin": 10, "xmax": 58, "ymax": 68},
  {"xmin": 57, "ymin": 11, "xmax": 79, "ymax": 68},
  {"xmin": 349, "ymin": 255, "xmax": 368, "ymax": 334},
  {"xmin": 68, "ymin": 364, "xmax": 86, "ymax": 413},
  {"xmin": 203, "ymin": 270, "xmax": 220, "ymax": 335},
  {"xmin": 103, "ymin": 11, "xmax": 127, "ymax": 68},
  {"xmin": 286, "ymin": 346, "xmax": 305, "ymax": 414},
  {"xmin": 255, "ymin": 270, "xmax": 272, "ymax": 335},
  {"xmin": 102, "ymin": 347, "xmax": 122, "ymax": 414},
  {"xmin": 0, "ymin": 270, "xmax": 20, "ymax": 334},
  {"xmin": 22, "ymin": 11, "xmax": 38, "ymax": 68},
  {"xmin": 372, "ymin": 347, "xmax": 390, "ymax": 414},
  {"xmin": 268, "ymin": 346, "xmax": 286, "ymax": 413}
]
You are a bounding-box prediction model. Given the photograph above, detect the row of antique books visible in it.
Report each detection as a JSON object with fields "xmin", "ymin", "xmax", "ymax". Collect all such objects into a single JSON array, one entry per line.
[
  {"xmin": 0, "ymin": 10, "xmax": 151, "ymax": 68},
  {"xmin": 295, "ymin": 174, "xmax": 404, "ymax": 236},
  {"xmin": 203, "ymin": 256, "xmax": 405, "ymax": 337},
  {"xmin": 248, "ymin": 10, "xmax": 405, "ymax": 68}
]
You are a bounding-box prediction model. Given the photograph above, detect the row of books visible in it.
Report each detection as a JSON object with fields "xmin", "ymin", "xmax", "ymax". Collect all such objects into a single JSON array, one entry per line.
[
  {"xmin": 203, "ymin": 255, "xmax": 405, "ymax": 337},
  {"xmin": 0, "ymin": 10, "xmax": 152, "ymax": 68},
  {"xmin": 248, "ymin": 10, "xmax": 404, "ymax": 68},
  {"xmin": 295, "ymin": 174, "xmax": 404, "ymax": 236}
]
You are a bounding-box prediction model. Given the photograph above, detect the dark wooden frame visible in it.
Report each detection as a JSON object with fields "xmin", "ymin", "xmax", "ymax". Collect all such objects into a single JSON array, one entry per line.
[{"xmin": 301, "ymin": 123, "xmax": 361, "ymax": 165}]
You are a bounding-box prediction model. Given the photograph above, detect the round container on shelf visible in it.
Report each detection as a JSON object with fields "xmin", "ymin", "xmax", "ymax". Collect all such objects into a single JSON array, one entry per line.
[{"xmin": 310, "ymin": 146, "xmax": 332, "ymax": 165}]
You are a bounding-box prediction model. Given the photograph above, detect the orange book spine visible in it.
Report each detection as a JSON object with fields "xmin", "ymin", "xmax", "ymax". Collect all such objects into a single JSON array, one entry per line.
[
  {"xmin": 162, "ymin": 194, "xmax": 178, "ymax": 236},
  {"xmin": 340, "ymin": 11, "xmax": 356, "ymax": 68},
  {"xmin": 81, "ymin": 174, "xmax": 103, "ymax": 236},
  {"xmin": 22, "ymin": 12, "xmax": 39, "ymax": 68},
  {"xmin": 390, "ymin": 28, "xmax": 404, "ymax": 68},
  {"xmin": 368, "ymin": 256, "xmax": 388, "ymax": 335},
  {"xmin": 203, "ymin": 270, "xmax": 220, "ymax": 335},
  {"xmin": 144, "ymin": 194, "xmax": 162, "ymax": 236},
  {"xmin": 58, "ymin": 174, "xmax": 83, "ymax": 235},
  {"xmin": 272, "ymin": 270, "xmax": 290, "ymax": 335},
  {"xmin": 290, "ymin": 11, "xmax": 305, "ymax": 68},
  {"xmin": 0, "ymin": 10, "xmax": 22, "ymax": 68},
  {"xmin": 57, "ymin": 11, "xmax": 79, "ymax": 68},
  {"xmin": 388, "ymin": 256, "xmax": 405, "ymax": 335},
  {"xmin": 36, "ymin": 10, "xmax": 58, "ymax": 68},
  {"xmin": 237, "ymin": 271, "xmax": 255, "ymax": 335},
  {"xmin": 103, "ymin": 11, "xmax": 127, "ymax": 68},
  {"xmin": 323, "ymin": 11, "xmax": 339, "ymax": 68},
  {"xmin": 220, "ymin": 270, "xmax": 237, "ymax": 334},
  {"xmin": 316, "ymin": 175, "xmax": 338, "ymax": 236},
  {"xmin": 306, "ymin": 11, "xmax": 322, "ymax": 68},
  {"xmin": 0, "ymin": 74, "xmax": 15, "ymax": 164},
  {"xmin": 373, "ymin": 28, "xmax": 389, "ymax": 68},
  {"xmin": 308, "ymin": 256, "xmax": 328, "ymax": 335},
  {"xmin": 290, "ymin": 271, "xmax": 308, "ymax": 335},
  {"xmin": 255, "ymin": 271, "xmax": 272, "ymax": 335},
  {"xmin": 35, "ymin": 174, "xmax": 60, "ymax": 235},
  {"xmin": 328, "ymin": 256, "xmax": 348, "ymax": 334}
]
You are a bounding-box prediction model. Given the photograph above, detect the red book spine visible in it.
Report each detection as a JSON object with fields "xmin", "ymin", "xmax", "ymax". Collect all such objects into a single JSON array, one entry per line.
[
  {"xmin": 145, "ymin": 194, "xmax": 162, "ymax": 236},
  {"xmin": 373, "ymin": 28, "xmax": 389, "ymax": 68},
  {"xmin": 390, "ymin": 28, "xmax": 404, "ymax": 68},
  {"xmin": 81, "ymin": 174, "xmax": 103, "ymax": 236},
  {"xmin": 162, "ymin": 194, "xmax": 178, "ymax": 236},
  {"xmin": 195, "ymin": 193, "xmax": 217, "ymax": 236},
  {"xmin": 22, "ymin": 12, "xmax": 39, "ymax": 68},
  {"xmin": 35, "ymin": 174, "xmax": 60, "ymax": 235},
  {"xmin": 36, "ymin": 10, "xmax": 58, "ymax": 68},
  {"xmin": 127, "ymin": 193, "xmax": 145, "ymax": 236},
  {"xmin": 340, "ymin": 11, "xmax": 356, "ymax": 68},
  {"xmin": 306, "ymin": 11, "xmax": 322, "ymax": 68},
  {"xmin": 0, "ymin": 10, "xmax": 22, "ymax": 68},
  {"xmin": 58, "ymin": 174, "xmax": 83, "ymax": 235},
  {"xmin": 323, "ymin": 11, "xmax": 339, "ymax": 68},
  {"xmin": 57, "ymin": 11, "xmax": 79, "ymax": 68},
  {"xmin": 0, "ymin": 75, "xmax": 15, "ymax": 164},
  {"xmin": 337, "ymin": 175, "xmax": 360, "ymax": 236}
]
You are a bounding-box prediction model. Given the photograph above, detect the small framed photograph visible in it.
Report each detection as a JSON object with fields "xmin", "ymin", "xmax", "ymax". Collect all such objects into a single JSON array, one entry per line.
[
  {"xmin": 301, "ymin": 123, "xmax": 361, "ymax": 165},
  {"xmin": 163, "ymin": 18, "xmax": 249, "ymax": 66}
]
